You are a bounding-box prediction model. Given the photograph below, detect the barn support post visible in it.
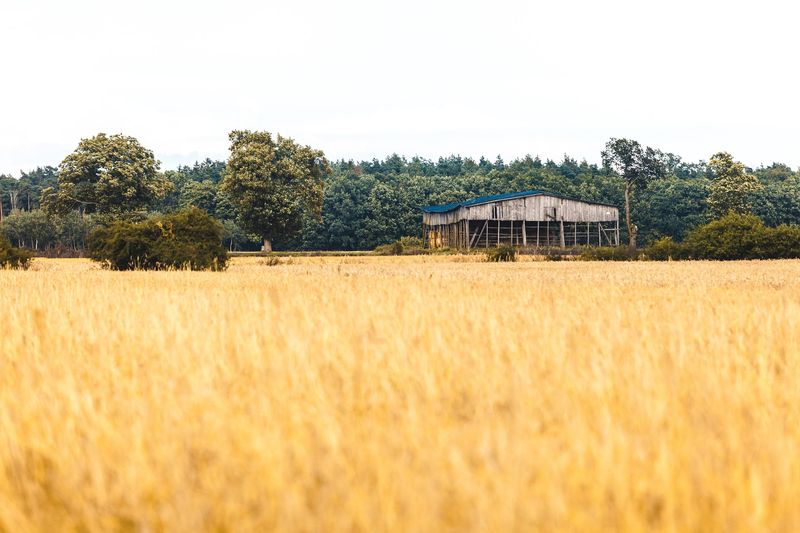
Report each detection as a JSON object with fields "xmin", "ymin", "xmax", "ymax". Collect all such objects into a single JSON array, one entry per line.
[
  {"xmin": 464, "ymin": 220, "xmax": 469, "ymax": 249},
  {"xmin": 545, "ymin": 220, "xmax": 549, "ymax": 247},
  {"xmin": 522, "ymin": 220, "xmax": 527, "ymax": 247}
]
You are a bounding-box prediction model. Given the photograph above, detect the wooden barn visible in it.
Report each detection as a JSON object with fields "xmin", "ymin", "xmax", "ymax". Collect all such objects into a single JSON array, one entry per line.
[{"xmin": 422, "ymin": 190, "xmax": 620, "ymax": 249}]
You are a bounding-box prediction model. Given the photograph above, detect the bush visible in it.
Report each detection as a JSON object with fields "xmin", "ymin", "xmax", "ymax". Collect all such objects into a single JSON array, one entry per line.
[
  {"xmin": 683, "ymin": 213, "xmax": 772, "ymax": 260},
  {"xmin": 88, "ymin": 207, "xmax": 229, "ymax": 270},
  {"xmin": 486, "ymin": 245, "xmax": 517, "ymax": 262},
  {"xmin": 642, "ymin": 237, "xmax": 686, "ymax": 261},
  {"xmin": 639, "ymin": 213, "xmax": 800, "ymax": 261},
  {"xmin": 374, "ymin": 240, "xmax": 404, "ymax": 255},
  {"xmin": 578, "ymin": 246, "xmax": 635, "ymax": 261},
  {"xmin": 0, "ymin": 237, "xmax": 33, "ymax": 269},
  {"xmin": 399, "ymin": 236, "xmax": 423, "ymax": 249},
  {"xmin": 374, "ymin": 236, "xmax": 427, "ymax": 256},
  {"xmin": 765, "ymin": 224, "xmax": 800, "ymax": 259}
]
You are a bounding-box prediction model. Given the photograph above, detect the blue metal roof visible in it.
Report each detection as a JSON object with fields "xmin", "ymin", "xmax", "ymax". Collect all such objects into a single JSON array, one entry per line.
[{"xmin": 421, "ymin": 189, "xmax": 616, "ymax": 213}]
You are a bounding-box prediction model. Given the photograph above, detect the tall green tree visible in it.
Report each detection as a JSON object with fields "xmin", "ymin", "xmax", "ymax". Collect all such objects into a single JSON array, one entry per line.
[
  {"xmin": 44, "ymin": 133, "xmax": 168, "ymax": 216},
  {"xmin": 707, "ymin": 152, "xmax": 762, "ymax": 218},
  {"xmin": 602, "ymin": 138, "xmax": 667, "ymax": 251},
  {"xmin": 221, "ymin": 130, "xmax": 330, "ymax": 252}
]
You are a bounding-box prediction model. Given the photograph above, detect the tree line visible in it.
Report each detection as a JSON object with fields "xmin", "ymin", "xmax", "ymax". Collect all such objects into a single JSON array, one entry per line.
[{"xmin": 2, "ymin": 133, "xmax": 799, "ymax": 253}]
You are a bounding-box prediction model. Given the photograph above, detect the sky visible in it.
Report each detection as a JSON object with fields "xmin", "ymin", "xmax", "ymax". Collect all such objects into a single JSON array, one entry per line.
[{"xmin": 1, "ymin": 0, "xmax": 798, "ymax": 176}]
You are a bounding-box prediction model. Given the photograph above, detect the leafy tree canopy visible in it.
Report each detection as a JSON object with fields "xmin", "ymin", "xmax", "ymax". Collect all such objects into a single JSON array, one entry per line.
[
  {"xmin": 44, "ymin": 133, "xmax": 169, "ymax": 216},
  {"xmin": 707, "ymin": 152, "xmax": 762, "ymax": 218},
  {"xmin": 221, "ymin": 130, "xmax": 330, "ymax": 251},
  {"xmin": 602, "ymin": 138, "xmax": 668, "ymax": 249}
]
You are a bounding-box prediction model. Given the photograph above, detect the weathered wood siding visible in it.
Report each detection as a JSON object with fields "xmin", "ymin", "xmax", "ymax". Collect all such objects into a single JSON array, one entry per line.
[{"xmin": 423, "ymin": 194, "xmax": 618, "ymax": 225}]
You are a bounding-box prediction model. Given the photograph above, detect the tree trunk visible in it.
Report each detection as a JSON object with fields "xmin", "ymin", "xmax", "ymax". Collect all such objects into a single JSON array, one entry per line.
[
  {"xmin": 624, "ymin": 182, "xmax": 637, "ymax": 252},
  {"xmin": 262, "ymin": 238, "xmax": 272, "ymax": 253}
]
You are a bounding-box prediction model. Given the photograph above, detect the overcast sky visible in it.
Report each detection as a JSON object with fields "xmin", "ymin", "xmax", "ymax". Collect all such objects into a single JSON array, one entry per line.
[{"xmin": 1, "ymin": 0, "xmax": 798, "ymax": 176}]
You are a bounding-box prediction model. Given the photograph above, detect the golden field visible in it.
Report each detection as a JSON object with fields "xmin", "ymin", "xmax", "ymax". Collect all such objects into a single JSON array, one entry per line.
[{"xmin": 1, "ymin": 256, "xmax": 800, "ymax": 532}]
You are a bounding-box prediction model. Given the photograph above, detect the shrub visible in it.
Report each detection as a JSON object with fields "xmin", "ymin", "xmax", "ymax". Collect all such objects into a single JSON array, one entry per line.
[
  {"xmin": 374, "ymin": 240, "xmax": 404, "ymax": 256},
  {"xmin": 0, "ymin": 237, "xmax": 33, "ymax": 269},
  {"xmin": 88, "ymin": 207, "xmax": 229, "ymax": 270},
  {"xmin": 374, "ymin": 236, "xmax": 427, "ymax": 256},
  {"xmin": 399, "ymin": 236, "xmax": 424, "ymax": 250},
  {"xmin": 766, "ymin": 225, "xmax": 800, "ymax": 259},
  {"xmin": 578, "ymin": 246, "xmax": 635, "ymax": 261},
  {"xmin": 486, "ymin": 245, "xmax": 517, "ymax": 262},
  {"xmin": 640, "ymin": 213, "xmax": 800, "ymax": 261},
  {"xmin": 683, "ymin": 213, "xmax": 772, "ymax": 260},
  {"xmin": 642, "ymin": 237, "xmax": 686, "ymax": 261}
]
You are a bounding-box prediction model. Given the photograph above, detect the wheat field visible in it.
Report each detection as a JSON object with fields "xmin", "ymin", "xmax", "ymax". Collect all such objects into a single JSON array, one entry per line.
[{"xmin": 1, "ymin": 256, "xmax": 799, "ymax": 532}]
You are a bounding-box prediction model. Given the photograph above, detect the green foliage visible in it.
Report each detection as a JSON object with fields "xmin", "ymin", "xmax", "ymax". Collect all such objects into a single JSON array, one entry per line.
[
  {"xmin": 374, "ymin": 240, "xmax": 404, "ymax": 256},
  {"xmin": 682, "ymin": 213, "xmax": 771, "ymax": 260},
  {"xmin": 640, "ymin": 213, "xmax": 800, "ymax": 261},
  {"xmin": 634, "ymin": 176, "xmax": 710, "ymax": 243},
  {"xmin": 399, "ymin": 236, "xmax": 423, "ymax": 249},
  {"xmin": 8, "ymin": 146, "xmax": 800, "ymax": 255},
  {"xmin": 486, "ymin": 245, "xmax": 517, "ymax": 262},
  {"xmin": 766, "ymin": 225, "xmax": 800, "ymax": 259},
  {"xmin": 602, "ymin": 139, "xmax": 667, "ymax": 189},
  {"xmin": 374, "ymin": 236, "xmax": 426, "ymax": 256},
  {"xmin": 220, "ymin": 219, "xmax": 259, "ymax": 251},
  {"xmin": 602, "ymin": 138, "xmax": 668, "ymax": 249},
  {"xmin": 45, "ymin": 133, "xmax": 168, "ymax": 216},
  {"xmin": 221, "ymin": 130, "xmax": 330, "ymax": 250},
  {"xmin": 1, "ymin": 209, "xmax": 97, "ymax": 253},
  {"xmin": 752, "ymin": 175, "xmax": 800, "ymax": 227},
  {"xmin": 87, "ymin": 207, "xmax": 228, "ymax": 270},
  {"xmin": 642, "ymin": 237, "xmax": 686, "ymax": 261},
  {"xmin": 707, "ymin": 152, "xmax": 762, "ymax": 218},
  {"xmin": 0, "ymin": 236, "xmax": 32, "ymax": 269},
  {"xmin": 578, "ymin": 246, "xmax": 635, "ymax": 261}
]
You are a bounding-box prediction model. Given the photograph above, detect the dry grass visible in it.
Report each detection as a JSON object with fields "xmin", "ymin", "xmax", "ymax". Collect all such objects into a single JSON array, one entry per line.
[{"xmin": 2, "ymin": 256, "xmax": 800, "ymax": 532}]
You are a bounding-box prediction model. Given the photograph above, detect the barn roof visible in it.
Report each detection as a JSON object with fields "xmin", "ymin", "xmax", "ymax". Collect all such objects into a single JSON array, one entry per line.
[{"xmin": 421, "ymin": 189, "xmax": 616, "ymax": 213}]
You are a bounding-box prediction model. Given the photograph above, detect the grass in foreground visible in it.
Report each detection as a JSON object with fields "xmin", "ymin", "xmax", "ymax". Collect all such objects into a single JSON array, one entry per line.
[{"xmin": 1, "ymin": 257, "xmax": 800, "ymax": 532}]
